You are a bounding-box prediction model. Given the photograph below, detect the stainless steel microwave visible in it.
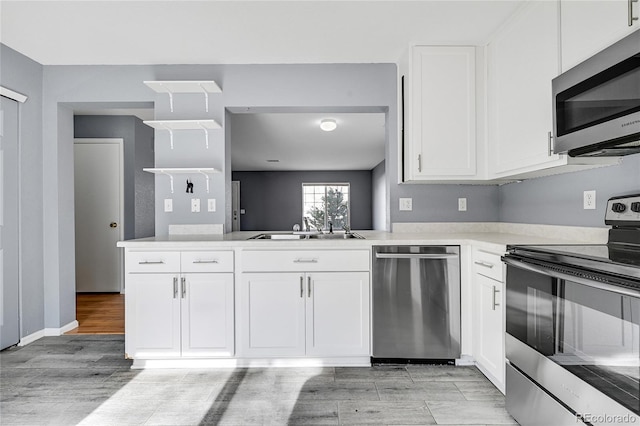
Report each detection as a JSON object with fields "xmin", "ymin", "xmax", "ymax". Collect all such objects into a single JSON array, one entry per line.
[{"xmin": 552, "ymin": 29, "xmax": 640, "ymax": 157}]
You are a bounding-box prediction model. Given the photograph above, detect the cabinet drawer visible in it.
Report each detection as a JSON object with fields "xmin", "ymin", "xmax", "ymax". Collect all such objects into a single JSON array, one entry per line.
[
  {"xmin": 242, "ymin": 250, "xmax": 370, "ymax": 272},
  {"xmin": 126, "ymin": 251, "xmax": 180, "ymax": 273},
  {"xmin": 181, "ymin": 251, "xmax": 234, "ymax": 273},
  {"xmin": 472, "ymin": 249, "xmax": 504, "ymax": 282}
]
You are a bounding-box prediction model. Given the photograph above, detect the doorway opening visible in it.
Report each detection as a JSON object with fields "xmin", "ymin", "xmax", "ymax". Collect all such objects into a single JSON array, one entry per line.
[{"xmin": 68, "ymin": 106, "xmax": 155, "ymax": 334}]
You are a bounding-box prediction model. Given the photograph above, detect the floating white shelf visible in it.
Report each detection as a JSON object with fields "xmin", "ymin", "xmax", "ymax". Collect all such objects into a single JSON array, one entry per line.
[
  {"xmin": 143, "ymin": 167, "xmax": 221, "ymax": 194},
  {"xmin": 143, "ymin": 80, "xmax": 221, "ymax": 113},
  {"xmin": 143, "ymin": 119, "xmax": 221, "ymax": 149}
]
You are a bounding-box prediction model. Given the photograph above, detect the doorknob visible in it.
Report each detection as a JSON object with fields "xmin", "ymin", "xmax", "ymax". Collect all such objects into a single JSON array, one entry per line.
[{"xmin": 110, "ymin": 222, "xmax": 118, "ymax": 228}]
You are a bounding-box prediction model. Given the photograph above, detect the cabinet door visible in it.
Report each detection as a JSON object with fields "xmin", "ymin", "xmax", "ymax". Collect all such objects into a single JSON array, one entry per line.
[
  {"xmin": 181, "ymin": 273, "xmax": 234, "ymax": 357},
  {"xmin": 406, "ymin": 46, "xmax": 476, "ymax": 180},
  {"xmin": 306, "ymin": 272, "xmax": 370, "ymax": 357},
  {"xmin": 126, "ymin": 274, "xmax": 181, "ymax": 359},
  {"xmin": 474, "ymin": 274, "xmax": 504, "ymax": 389},
  {"xmin": 561, "ymin": 0, "xmax": 639, "ymax": 72},
  {"xmin": 240, "ymin": 273, "xmax": 306, "ymax": 357},
  {"xmin": 488, "ymin": 1, "xmax": 562, "ymax": 177}
]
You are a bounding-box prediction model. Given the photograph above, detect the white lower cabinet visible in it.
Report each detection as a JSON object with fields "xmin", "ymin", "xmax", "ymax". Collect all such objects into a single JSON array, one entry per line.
[
  {"xmin": 240, "ymin": 271, "xmax": 370, "ymax": 358},
  {"xmin": 472, "ymin": 249, "xmax": 505, "ymax": 393},
  {"xmin": 124, "ymin": 250, "xmax": 235, "ymax": 360},
  {"xmin": 126, "ymin": 272, "xmax": 234, "ymax": 359}
]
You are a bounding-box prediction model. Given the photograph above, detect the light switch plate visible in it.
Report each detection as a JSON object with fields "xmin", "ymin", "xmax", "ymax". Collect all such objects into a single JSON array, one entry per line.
[
  {"xmin": 164, "ymin": 198, "xmax": 173, "ymax": 212},
  {"xmin": 207, "ymin": 199, "xmax": 216, "ymax": 212},
  {"xmin": 399, "ymin": 198, "xmax": 413, "ymax": 211},
  {"xmin": 458, "ymin": 198, "xmax": 467, "ymax": 211},
  {"xmin": 191, "ymin": 198, "xmax": 200, "ymax": 213},
  {"xmin": 584, "ymin": 190, "xmax": 596, "ymax": 210}
]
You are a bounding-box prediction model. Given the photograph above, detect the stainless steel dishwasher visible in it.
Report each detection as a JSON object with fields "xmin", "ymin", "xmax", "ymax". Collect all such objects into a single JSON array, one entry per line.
[{"xmin": 372, "ymin": 245, "xmax": 461, "ymax": 362}]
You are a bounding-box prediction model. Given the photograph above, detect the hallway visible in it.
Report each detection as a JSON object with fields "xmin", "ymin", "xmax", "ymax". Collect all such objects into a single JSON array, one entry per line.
[{"xmin": 66, "ymin": 293, "xmax": 124, "ymax": 335}]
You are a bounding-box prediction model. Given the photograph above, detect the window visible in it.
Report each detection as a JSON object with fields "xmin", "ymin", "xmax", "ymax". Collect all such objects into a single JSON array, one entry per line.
[{"xmin": 302, "ymin": 183, "xmax": 350, "ymax": 230}]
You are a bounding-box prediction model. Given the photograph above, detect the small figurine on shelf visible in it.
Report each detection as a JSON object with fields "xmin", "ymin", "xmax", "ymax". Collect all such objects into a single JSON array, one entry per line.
[{"xmin": 186, "ymin": 179, "xmax": 194, "ymax": 193}]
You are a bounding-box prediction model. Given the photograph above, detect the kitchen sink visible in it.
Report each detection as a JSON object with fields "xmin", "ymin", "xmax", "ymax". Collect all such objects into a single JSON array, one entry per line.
[{"xmin": 248, "ymin": 232, "xmax": 365, "ymax": 240}]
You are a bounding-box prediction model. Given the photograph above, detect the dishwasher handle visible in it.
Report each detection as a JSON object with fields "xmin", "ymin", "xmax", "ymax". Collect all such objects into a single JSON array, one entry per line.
[{"xmin": 375, "ymin": 252, "xmax": 458, "ymax": 260}]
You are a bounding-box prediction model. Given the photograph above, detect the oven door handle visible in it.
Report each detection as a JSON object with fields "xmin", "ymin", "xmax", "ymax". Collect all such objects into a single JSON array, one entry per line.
[{"xmin": 503, "ymin": 257, "xmax": 640, "ymax": 298}]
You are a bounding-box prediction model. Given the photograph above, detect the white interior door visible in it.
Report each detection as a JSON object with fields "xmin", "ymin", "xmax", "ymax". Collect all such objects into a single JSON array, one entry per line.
[
  {"xmin": 74, "ymin": 139, "xmax": 123, "ymax": 293},
  {"xmin": 0, "ymin": 96, "xmax": 20, "ymax": 349}
]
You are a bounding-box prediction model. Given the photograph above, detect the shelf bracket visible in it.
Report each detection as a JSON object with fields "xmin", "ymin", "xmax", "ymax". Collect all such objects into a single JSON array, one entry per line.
[
  {"xmin": 166, "ymin": 89, "xmax": 175, "ymax": 113},
  {"xmin": 166, "ymin": 127, "xmax": 175, "ymax": 150},
  {"xmin": 198, "ymin": 170, "xmax": 211, "ymax": 193},
  {"xmin": 198, "ymin": 123, "xmax": 210, "ymax": 149},
  {"xmin": 160, "ymin": 170, "xmax": 175, "ymax": 193},
  {"xmin": 199, "ymin": 83, "xmax": 210, "ymax": 113}
]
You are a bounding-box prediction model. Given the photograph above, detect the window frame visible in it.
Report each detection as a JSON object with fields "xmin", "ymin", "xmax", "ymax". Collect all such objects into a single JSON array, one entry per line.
[{"xmin": 301, "ymin": 182, "xmax": 351, "ymax": 230}]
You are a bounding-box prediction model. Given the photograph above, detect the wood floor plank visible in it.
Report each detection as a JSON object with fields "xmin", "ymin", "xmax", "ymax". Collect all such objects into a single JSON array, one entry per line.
[{"xmin": 65, "ymin": 293, "xmax": 124, "ymax": 335}]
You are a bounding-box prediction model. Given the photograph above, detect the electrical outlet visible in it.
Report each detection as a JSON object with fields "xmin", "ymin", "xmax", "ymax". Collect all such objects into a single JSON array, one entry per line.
[
  {"xmin": 164, "ymin": 199, "xmax": 173, "ymax": 212},
  {"xmin": 399, "ymin": 198, "xmax": 413, "ymax": 211},
  {"xmin": 458, "ymin": 198, "xmax": 467, "ymax": 212},
  {"xmin": 191, "ymin": 198, "xmax": 200, "ymax": 213},
  {"xmin": 584, "ymin": 190, "xmax": 596, "ymax": 210},
  {"xmin": 207, "ymin": 199, "xmax": 216, "ymax": 212}
]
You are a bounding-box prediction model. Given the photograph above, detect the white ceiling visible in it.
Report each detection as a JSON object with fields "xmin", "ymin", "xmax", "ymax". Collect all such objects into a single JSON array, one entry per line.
[
  {"xmin": 2, "ymin": 1, "xmax": 523, "ymax": 172},
  {"xmin": 230, "ymin": 112, "xmax": 385, "ymax": 171},
  {"xmin": 0, "ymin": 1, "xmax": 523, "ymax": 65}
]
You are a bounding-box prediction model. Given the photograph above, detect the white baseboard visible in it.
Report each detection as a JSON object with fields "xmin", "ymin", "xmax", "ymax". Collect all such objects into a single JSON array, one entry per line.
[
  {"xmin": 18, "ymin": 329, "xmax": 45, "ymax": 346},
  {"xmin": 45, "ymin": 320, "xmax": 79, "ymax": 336},
  {"xmin": 131, "ymin": 356, "xmax": 372, "ymax": 369},
  {"xmin": 19, "ymin": 320, "xmax": 79, "ymax": 345}
]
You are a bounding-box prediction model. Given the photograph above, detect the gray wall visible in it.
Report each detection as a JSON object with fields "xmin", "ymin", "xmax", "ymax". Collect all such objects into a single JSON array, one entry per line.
[
  {"xmin": 394, "ymin": 183, "xmax": 500, "ymax": 223},
  {"xmin": 74, "ymin": 115, "xmax": 155, "ymax": 239},
  {"xmin": 232, "ymin": 170, "xmax": 373, "ymax": 231},
  {"xmin": 372, "ymin": 161, "xmax": 387, "ymax": 230},
  {"xmin": 0, "ymin": 44, "xmax": 45, "ymax": 338},
  {"xmin": 499, "ymin": 155, "xmax": 640, "ymax": 227}
]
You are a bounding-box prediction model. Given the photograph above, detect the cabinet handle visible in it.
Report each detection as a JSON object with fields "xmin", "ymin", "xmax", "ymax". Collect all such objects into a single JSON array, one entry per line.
[
  {"xmin": 629, "ymin": 0, "xmax": 638, "ymax": 26},
  {"xmin": 492, "ymin": 285, "xmax": 500, "ymax": 311},
  {"xmin": 474, "ymin": 261, "xmax": 494, "ymax": 269},
  {"xmin": 547, "ymin": 131, "xmax": 554, "ymax": 156},
  {"xmin": 173, "ymin": 277, "xmax": 178, "ymax": 299},
  {"xmin": 294, "ymin": 258, "xmax": 318, "ymax": 263},
  {"xmin": 139, "ymin": 260, "xmax": 164, "ymax": 265},
  {"xmin": 192, "ymin": 259, "xmax": 218, "ymax": 264},
  {"xmin": 417, "ymin": 154, "xmax": 422, "ymax": 172},
  {"xmin": 308, "ymin": 276, "xmax": 312, "ymax": 298},
  {"xmin": 181, "ymin": 277, "xmax": 186, "ymax": 298},
  {"xmin": 300, "ymin": 276, "xmax": 304, "ymax": 298}
]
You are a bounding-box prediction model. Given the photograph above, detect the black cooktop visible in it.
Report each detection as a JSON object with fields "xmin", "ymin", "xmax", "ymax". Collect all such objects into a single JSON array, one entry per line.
[{"xmin": 509, "ymin": 244, "xmax": 640, "ymax": 267}]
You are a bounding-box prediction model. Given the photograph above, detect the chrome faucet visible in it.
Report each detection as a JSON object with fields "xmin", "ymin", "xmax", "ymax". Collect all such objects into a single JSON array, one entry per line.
[{"xmin": 303, "ymin": 217, "xmax": 310, "ymax": 232}]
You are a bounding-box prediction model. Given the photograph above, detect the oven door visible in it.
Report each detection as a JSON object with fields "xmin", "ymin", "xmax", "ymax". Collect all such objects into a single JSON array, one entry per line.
[{"xmin": 503, "ymin": 257, "xmax": 639, "ymax": 424}]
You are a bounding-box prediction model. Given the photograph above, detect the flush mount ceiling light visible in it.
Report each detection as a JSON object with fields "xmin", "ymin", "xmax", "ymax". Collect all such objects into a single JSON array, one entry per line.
[{"xmin": 320, "ymin": 119, "xmax": 337, "ymax": 132}]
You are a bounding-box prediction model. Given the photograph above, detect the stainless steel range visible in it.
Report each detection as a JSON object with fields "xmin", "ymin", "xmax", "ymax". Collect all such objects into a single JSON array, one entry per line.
[{"xmin": 502, "ymin": 194, "xmax": 640, "ymax": 426}]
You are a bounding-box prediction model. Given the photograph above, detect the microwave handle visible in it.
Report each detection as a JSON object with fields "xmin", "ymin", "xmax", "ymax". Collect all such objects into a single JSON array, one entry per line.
[
  {"xmin": 629, "ymin": 0, "xmax": 638, "ymax": 27},
  {"xmin": 503, "ymin": 256, "xmax": 640, "ymax": 299}
]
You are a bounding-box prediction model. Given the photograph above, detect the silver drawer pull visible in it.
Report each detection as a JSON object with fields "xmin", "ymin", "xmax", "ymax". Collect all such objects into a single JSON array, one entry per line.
[
  {"xmin": 138, "ymin": 260, "xmax": 165, "ymax": 265},
  {"xmin": 192, "ymin": 260, "xmax": 219, "ymax": 264},
  {"xmin": 293, "ymin": 258, "xmax": 318, "ymax": 263},
  {"xmin": 474, "ymin": 261, "xmax": 494, "ymax": 269}
]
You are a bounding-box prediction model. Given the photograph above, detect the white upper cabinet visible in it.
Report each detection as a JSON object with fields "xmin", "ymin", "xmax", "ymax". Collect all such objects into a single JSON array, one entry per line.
[
  {"xmin": 487, "ymin": 1, "xmax": 565, "ymax": 178},
  {"xmin": 404, "ymin": 46, "xmax": 477, "ymax": 181},
  {"xmin": 561, "ymin": 0, "xmax": 639, "ymax": 72}
]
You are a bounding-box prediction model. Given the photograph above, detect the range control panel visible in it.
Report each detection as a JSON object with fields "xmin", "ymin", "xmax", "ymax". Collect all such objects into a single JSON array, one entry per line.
[{"xmin": 605, "ymin": 194, "xmax": 640, "ymax": 226}]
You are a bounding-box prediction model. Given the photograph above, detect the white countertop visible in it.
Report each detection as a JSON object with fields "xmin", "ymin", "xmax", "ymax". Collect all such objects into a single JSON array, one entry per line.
[{"xmin": 117, "ymin": 227, "xmax": 608, "ymax": 253}]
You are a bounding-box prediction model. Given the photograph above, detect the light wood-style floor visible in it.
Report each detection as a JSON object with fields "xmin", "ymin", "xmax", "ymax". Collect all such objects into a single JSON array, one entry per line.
[{"xmin": 65, "ymin": 293, "xmax": 124, "ymax": 334}]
